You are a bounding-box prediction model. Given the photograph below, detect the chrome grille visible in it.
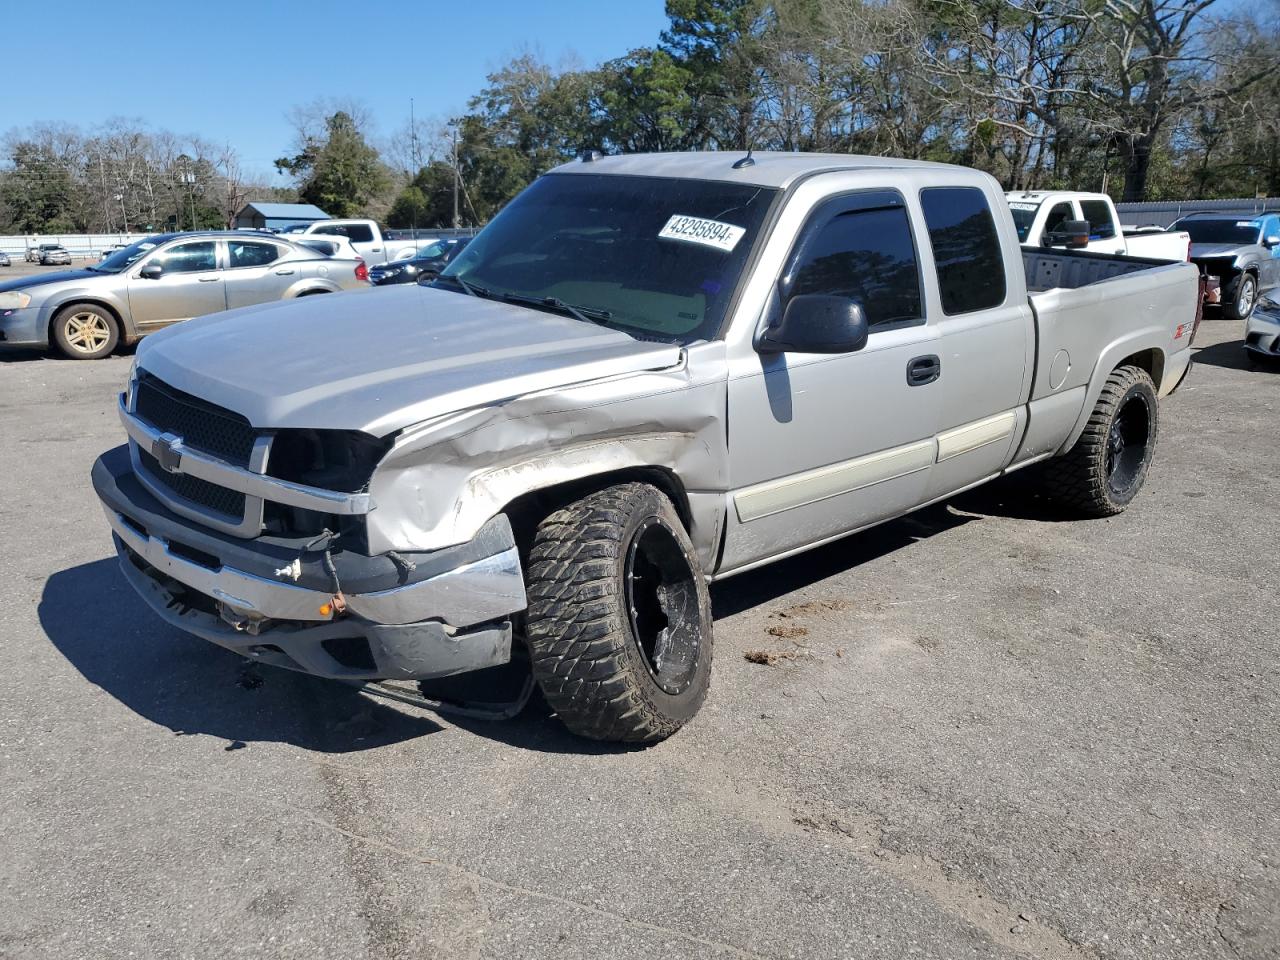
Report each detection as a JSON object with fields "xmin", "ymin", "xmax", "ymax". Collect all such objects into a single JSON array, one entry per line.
[{"xmin": 134, "ymin": 374, "xmax": 256, "ymax": 467}]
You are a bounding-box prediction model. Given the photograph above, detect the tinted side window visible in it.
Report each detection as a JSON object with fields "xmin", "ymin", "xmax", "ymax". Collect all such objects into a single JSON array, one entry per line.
[
  {"xmin": 789, "ymin": 204, "xmax": 923, "ymax": 329},
  {"xmin": 229, "ymin": 241, "xmax": 281, "ymax": 268},
  {"xmin": 1079, "ymin": 200, "xmax": 1116, "ymax": 239},
  {"xmin": 1044, "ymin": 202, "xmax": 1073, "ymax": 234},
  {"xmin": 920, "ymin": 187, "xmax": 1006, "ymax": 314},
  {"xmin": 158, "ymin": 241, "xmax": 218, "ymax": 274},
  {"xmin": 344, "ymin": 223, "xmax": 375, "ymax": 243}
]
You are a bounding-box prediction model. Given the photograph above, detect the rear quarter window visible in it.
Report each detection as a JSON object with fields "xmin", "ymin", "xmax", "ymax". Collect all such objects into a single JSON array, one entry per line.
[{"xmin": 919, "ymin": 187, "xmax": 1007, "ymax": 315}]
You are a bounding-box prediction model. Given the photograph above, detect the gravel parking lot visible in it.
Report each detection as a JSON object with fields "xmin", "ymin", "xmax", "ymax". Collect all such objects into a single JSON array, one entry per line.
[{"xmin": 0, "ymin": 318, "xmax": 1275, "ymax": 960}]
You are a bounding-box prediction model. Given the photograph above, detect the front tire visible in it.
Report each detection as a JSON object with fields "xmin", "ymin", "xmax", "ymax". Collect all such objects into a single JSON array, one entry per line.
[
  {"xmin": 51, "ymin": 303, "xmax": 119, "ymax": 360},
  {"xmin": 1041, "ymin": 365, "xmax": 1159, "ymax": 517},
  {"xmin": 524, "ymin": 483, "xmax": 713, "ymax": 743},
  {"xmin": 1223, "ymin": 273, "xmax": 1258, "ymax": 321}
]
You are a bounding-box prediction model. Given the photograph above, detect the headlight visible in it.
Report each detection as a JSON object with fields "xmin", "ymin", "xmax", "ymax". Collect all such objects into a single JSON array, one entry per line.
[{"xmin": 0, "ymin": 292, "xmax": 32, "ymax": 310}]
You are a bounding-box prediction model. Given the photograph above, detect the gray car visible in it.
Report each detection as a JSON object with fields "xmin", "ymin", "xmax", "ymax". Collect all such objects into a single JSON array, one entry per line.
[
  {"xmin": 1172, "ymin": 213, "xmax": 1280, "ymax": 320},
  {"xmin": 39, "ymin": 244, "xmax": 72, "ymax": 266},
  {"xmin": 0, "ymin": 231, "xmax": 370, "ymax": 359}
]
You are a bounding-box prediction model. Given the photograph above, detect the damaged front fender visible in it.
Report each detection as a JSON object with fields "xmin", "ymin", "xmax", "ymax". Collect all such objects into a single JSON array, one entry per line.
[{"xmin": 364, "ymin": 342, "xmax": 730, "ymax": 568}]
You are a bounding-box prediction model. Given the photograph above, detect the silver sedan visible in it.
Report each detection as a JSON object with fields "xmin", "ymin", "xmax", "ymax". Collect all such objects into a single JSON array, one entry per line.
[{"xmin": 0, "ymin": 232, "xmax": 370, "ymax": 359}]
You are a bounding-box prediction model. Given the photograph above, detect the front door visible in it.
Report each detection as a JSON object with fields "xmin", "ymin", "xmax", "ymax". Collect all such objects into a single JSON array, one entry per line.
[
  {"xmin": 127, "ymin": 239, "xmax": 225, "ymax": 327},
  {"xmin": 721, "ymin": 191, "xmax": 941, "ymax": 572}
]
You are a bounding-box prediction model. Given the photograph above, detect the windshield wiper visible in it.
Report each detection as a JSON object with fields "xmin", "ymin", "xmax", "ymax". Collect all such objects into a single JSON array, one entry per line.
[
  {"xmin": 499, "ymin": 293, "xmax": 614, "ymax": 326},
  {"xmin": 432, "ymin": 274, "xmax": 488, "ymax": 298}
]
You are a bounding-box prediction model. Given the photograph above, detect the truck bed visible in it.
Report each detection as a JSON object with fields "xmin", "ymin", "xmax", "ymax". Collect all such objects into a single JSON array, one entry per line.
[
  {"xmin": 1022, "ymin": 247, "xmax": 1181, "ymax": 292},
  {"xmin": 1022, "ymin": 248, "xmax": 1200, "ymax": 421}
]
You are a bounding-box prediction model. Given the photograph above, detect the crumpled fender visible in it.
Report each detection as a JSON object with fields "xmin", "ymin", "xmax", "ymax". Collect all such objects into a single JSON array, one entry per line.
[{"xmin": 364, "ymin": 343, "xmax": 730, "ymax": 566}]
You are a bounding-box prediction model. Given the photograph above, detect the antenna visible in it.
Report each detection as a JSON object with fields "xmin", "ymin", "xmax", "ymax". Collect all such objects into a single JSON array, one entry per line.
[{"xmin": 732, "ymin": 147, "xmax": 755, "ymax": 170}]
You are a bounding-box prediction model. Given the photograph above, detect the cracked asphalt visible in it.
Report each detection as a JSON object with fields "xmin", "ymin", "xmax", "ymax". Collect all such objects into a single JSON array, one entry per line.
[{"xmin": 0, "ymin": 318, "xmax": 1276, "ymax": 959}]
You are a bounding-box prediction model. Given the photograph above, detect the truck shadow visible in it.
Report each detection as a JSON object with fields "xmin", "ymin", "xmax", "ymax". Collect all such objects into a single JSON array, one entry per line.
[
  {"xmin": 1192, "ymin": 337, "xmax": 1260, "ymax": 372},
  {"xmin": 40, "ymin": 559, "xmax": 444, "ymax": 753}
]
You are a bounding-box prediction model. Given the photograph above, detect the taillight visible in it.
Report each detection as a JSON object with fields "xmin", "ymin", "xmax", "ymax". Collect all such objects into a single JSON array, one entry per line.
[{"xmin": 355, "ymin": 260, "xmax": 369, "ymax": 282}]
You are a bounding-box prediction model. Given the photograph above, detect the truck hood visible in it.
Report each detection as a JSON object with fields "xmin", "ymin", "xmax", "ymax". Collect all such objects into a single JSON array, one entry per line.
[
  {"xmin": 0, "ymin": 269, "xmax": 99, "ymax": 293},
  {"xmin": 136, "ymin": 285, "xmax": 683, "ymax": 436}
]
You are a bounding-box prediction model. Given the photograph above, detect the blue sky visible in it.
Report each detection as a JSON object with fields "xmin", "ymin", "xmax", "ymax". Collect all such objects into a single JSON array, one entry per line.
[{"xmin": 5, "ymin": 0, "xmax": 669, "ymax": 178}]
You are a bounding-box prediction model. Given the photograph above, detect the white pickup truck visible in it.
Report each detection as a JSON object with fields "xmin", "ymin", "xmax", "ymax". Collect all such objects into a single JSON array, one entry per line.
[
  {"xmin": 1007, "ymin": 191, "xmax": 1191, "ymax": 262},
  {"xmin": 279, "ymin": 219, "xmax": 421, "ymax": 265},
  {"xmin": 92, "ymin": 152, "xmax": 1201, "ymax": 743}
]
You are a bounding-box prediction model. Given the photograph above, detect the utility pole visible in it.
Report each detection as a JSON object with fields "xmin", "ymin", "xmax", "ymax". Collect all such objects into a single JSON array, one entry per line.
[
  {"xmin": 451, "ymin": 123, "xmax": 461, "ymax": 229},
  {"xmin": 114, "ymin": 193, "xmax": 127, "ymax": 233},
  {"xmin": 409, "ymin": 98, "xmax": 421, "ymax": 234}
]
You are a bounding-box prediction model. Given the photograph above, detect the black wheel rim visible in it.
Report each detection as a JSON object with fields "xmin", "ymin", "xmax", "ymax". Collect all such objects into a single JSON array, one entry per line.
[
  {"xmin": 1105, "ymin": 391, "xmax": 1152, "ymax": 498},
  {"xmin": 623, "ymin": 518, "xmax": 701, "ymax": 696}
]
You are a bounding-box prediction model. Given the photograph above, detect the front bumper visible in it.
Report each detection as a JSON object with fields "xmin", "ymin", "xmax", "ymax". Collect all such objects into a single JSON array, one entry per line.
[
  {"xmin": 0, "ymin": 306, "xmax": 45, "ymax": 346},
  {"xmin": 92, "ymin": 445, "xmax": 528, "ymax": 681},
  {"xmin": 1244, "ymin": 311, "xmax": 1280, "ymax": 357}
]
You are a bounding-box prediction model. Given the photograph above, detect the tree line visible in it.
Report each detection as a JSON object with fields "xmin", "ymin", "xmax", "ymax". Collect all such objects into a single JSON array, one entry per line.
[{"xmin": 4, "ymin": 0, "xmax": 1277, "ymax": 236}]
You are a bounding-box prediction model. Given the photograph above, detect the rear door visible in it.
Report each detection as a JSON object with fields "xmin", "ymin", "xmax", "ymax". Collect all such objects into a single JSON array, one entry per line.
[
  {"xmin": 1260, "ymin": 215, "xmax": 1280, "ymax": 288},
  {"xmin": 917, "ymin": 186, "xmax": 1031, "ymax": 500},
  {"xmin": 315, "ymin": 222, "xmax": 383, "ymax": 263},
  {"xmin": 1079, "ymin": 198, "xmax": 1127, "ymax": 255},
  {"xmin": 126, "ymin": 239, "xmax": 225, "ymax": 327},
  {"xmin": 223, "ymin": 238, "xmax": 297, "ymax": 309}
]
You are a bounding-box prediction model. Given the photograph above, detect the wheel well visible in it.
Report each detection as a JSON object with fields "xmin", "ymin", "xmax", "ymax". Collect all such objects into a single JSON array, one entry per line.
[
  {"xmin": 502, "ymin": 467, "xmax": 692, "ymax": 556},
  {"xmin": 48, "ymin": 299, "xmax": 123, "ymax": 340},
  {"xmin": 1117, "ymin": 348, "xmax": 1164, "ymax": 390},
  {"xmin": 294, "ymin": 288, "xmax": 332, "ymax": 297}
]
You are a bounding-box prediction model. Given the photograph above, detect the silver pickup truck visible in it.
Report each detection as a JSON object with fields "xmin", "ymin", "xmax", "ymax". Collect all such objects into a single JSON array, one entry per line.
[{"xmin": 91, "ymin": 152, "xmax": 1200, "ymax": 743}]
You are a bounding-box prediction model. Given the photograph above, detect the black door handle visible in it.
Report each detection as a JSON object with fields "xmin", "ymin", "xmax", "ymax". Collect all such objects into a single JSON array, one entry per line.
[{"xmin": 907, "ymin": 355, "xmax": 941, "ymax": 386}]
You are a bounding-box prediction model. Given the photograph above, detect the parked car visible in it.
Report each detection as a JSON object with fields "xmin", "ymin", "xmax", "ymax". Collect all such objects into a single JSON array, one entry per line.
[
  {"xmin": 26, "ymin": 245, "xmax": 50, "ymax": 263},
  {"xmin": 35, "ymin": 244, "xmax": 72, "ymax": 265},
  {"xmin": 0, "ymin": 232, "xmax": 369, "ymax": 360},
  {"xmin": 99, "ymin": 244, "xmax": 129, "ymax": 260},
  {"xmin": 0, "ymin": 251, "xmax": 10, "ymax": 267},
  {"xmin": 1244, "ymin": 295, "xmax": 1280, "ymax": 365},
  {"xmin": 1007, "ymin": 191, "xmax": 1191, "ymax": 261},
  {"xmin": 280, "ymin": 218, "xmax": 425, "ymax": 265},
  {"xmin": 90, "ymin": 151, "xmax": 1199, "ymax": 743},
  {"xmin": 369, "ymin": 238, "xmax": 469, "ymax": 285},
  {"xmin": 1169, "ymin": 213, "xmax": 1280, "ymax": 321}
]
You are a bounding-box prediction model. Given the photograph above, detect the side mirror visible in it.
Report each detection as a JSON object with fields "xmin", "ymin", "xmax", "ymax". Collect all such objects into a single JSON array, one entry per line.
[
  {"xmin": 416, "ymin": 271, "xmax": 440, "ymax": 285},
  {"xmin": 757, "ymin": 295, "xmax": 869, "ymax": 355},
  {"xmin": 1263, "ymin": 235, "xmax": 1280, "ymax": 248},
  {"xmin": 138, "ymin": 262, "xmax": 163, "ymax": 280},
  {"xmin": 1044, "ymin": 219, "xmax": 1091, "ymax": 249}
]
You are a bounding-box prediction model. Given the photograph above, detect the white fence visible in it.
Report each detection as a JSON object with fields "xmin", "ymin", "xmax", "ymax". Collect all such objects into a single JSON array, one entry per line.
[{"xmin": 0, "ymin": 233, "xmax": 149, "ymax": 259}]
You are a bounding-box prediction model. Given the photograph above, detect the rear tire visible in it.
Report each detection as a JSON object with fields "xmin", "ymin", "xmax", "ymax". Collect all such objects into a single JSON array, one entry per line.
[
  {"xmin": 51, "ymin": 302, "xmax": 119, "ymax": 360},
  {"xmin": 1041, "ymin": 364, "xmax": 1159, "ymax": 517},
  {"xmin": 524, "ymin": 483, "xmax": 713, "ymax": 744}
]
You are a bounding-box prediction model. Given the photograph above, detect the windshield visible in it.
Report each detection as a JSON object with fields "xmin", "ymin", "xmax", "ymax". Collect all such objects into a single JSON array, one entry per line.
[
  {"xmin": 94, "ymin": 236, "xmax": 165, "ymax": 273},
  {"xmin": 1175, "ymin": 219, "xmax": 1261, "ymax": 245},
  {"xmin": 437, "ymin": 173, "xmax": 778, "ymax": 342},
  {"xmin": 413, "ymin": 240, "xmax": 449, "ymax": 260},
  {"xmin": 1007, "ymin": 201, "xmax": 1041, "ymax": 242}
]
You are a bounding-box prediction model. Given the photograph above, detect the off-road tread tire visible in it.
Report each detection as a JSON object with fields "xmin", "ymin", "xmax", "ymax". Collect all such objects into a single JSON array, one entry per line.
[
  {"xmin": 51, "ymin": 302, "xmax": 119, "ymax": 361},
  {"xmin": 524, "ymin": 482, "xmax": 712, "ymax": 744},
  {"xmin": 1041, "ymin": 364, "xmax": 1158, "ymax": 518}
]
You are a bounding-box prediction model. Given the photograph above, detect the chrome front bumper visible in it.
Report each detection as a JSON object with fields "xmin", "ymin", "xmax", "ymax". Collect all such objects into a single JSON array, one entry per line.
[{"xmin": 92, "ymin": 445, "xmax": 528, "ymax": 681}]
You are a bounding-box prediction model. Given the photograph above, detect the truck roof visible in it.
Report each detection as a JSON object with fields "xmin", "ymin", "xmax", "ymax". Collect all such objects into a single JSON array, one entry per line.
[
  {"xmin": 1004, "ymin": 190, "xmax": 1109, "ymax": 202},
  {"xmin": 548, "ymin": 150, "xmax": 973, "ymax": 189}
]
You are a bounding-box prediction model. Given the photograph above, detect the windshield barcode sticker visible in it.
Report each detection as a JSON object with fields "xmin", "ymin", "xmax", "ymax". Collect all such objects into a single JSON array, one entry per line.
[{"xmin": 659, "ymin": 215, "xmax": 746, "ymax": 252}]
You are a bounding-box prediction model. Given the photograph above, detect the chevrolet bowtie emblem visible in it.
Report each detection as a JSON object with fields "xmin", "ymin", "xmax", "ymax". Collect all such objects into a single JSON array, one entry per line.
[{"xmin": 151, "ymin": 433, "xmax": 183, "ymax": 473}]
